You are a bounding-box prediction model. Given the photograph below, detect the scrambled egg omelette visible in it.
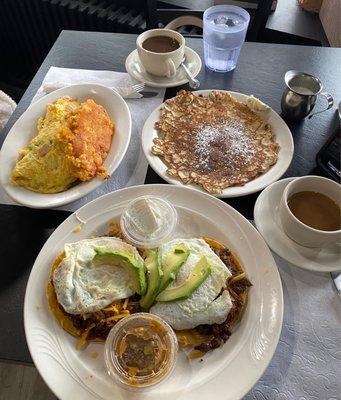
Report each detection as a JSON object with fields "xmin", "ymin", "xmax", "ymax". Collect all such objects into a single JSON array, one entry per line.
[{"xmin": 11, "ymin": 97, "xmax": 114, "ymax": 193}]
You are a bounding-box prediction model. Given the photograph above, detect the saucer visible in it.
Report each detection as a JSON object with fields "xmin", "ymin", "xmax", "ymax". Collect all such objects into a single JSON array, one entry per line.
[
  {"xmin": 125, "ymin": 47, "xmax": 202, "ymax": 88},
  {"xmin": 254, "ymin": 177, "xmax": 341, "ymax": 272}
]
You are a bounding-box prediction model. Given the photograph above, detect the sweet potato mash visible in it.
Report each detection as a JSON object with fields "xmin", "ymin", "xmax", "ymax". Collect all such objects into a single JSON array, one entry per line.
[{"xmin": 11, "ymin": 97, "xmax": 114, "ymax": 193}]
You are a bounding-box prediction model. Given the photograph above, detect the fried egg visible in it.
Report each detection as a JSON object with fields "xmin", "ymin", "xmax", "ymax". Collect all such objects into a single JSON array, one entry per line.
[
  {"xmin": 150, "ymin": 238, "xmax": 232, "ymax": 330},
  {"xmin": 53, "ymin": 237, "xmax": 142, "ymax": 315}
]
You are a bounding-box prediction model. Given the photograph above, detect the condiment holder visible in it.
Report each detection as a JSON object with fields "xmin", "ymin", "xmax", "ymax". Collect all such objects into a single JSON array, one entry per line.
[
  {"xmin": 281, "ymin": 70, "xmax": 333, "ymax": 120},
  {"xmin": 120, "ymin": 195, "xmax": 178, "ymax": 248},
  {"xmin": 104, "ymin": 313, "xmax": 178, "ymax": 390}
]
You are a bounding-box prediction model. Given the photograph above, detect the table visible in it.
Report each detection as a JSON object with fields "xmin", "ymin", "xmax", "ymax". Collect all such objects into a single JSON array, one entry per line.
[
  {"xmin": 0, "ymin": 31, "xmax": 340, "ymax": 367},
  {"xmin": 266, "ymin": 0, "xmax": 329, "ymax": 46}
]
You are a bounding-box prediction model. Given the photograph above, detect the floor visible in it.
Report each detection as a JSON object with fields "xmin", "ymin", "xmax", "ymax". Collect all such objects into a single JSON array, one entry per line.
[{"xmin": 0, "ymin": 363, "xmax": 56, "ymax": 400}]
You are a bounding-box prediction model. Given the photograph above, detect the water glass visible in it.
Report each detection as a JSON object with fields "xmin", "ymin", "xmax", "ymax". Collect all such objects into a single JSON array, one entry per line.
[{"xmin": 203, "ymin": 5, "xmax": 250, "ymax": 72}]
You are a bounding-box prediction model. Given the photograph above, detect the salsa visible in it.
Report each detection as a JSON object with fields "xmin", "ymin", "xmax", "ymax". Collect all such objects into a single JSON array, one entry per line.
[
  {"xmin": 118, "ymin": 324, "xmax": 167, "ymax": 378},
  {"xmin": 105, "ymin": 313, "xmax": 178, "ymax": 389}
]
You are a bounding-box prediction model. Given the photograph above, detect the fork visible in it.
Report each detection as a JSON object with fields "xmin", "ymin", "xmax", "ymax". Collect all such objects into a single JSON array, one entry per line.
[
  {"xmin": 42, "ymin": 82, "xmax": 146, "ymax": 99},
  {"xmin": 112, "ymin": 82, "xmax": 146, "ymax": 99},
  {"xmin": 131, "ymin": 82, "xmax": 145, "ymax": 94}
]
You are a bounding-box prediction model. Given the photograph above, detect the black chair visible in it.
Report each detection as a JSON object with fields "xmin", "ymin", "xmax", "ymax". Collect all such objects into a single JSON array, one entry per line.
[
  {"xmin": 0, "ymin": 0, "xmax": 272, "ymax": 93},
  {"xmin": 145, "ymin": 0, "xmax": 274, "ymax": 41},
  {"xmin": 0, "ymin": 0, "xmax": 149, "ymax": 90}
]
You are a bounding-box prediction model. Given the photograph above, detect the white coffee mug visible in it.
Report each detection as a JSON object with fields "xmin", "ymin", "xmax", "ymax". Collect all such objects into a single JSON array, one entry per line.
[
  {"xmin": 279, "ymin": 176, "xmax": 341, "ymax": 248},
  {"xmin": 136, "ymin": 29, "xmax": 185, "ymax": 78}
]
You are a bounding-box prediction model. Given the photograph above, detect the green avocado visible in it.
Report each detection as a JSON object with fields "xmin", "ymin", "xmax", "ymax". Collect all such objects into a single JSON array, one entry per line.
[
  {"xmin": 156, "ymin": 256, "xmax": 211, "ymax": 302},
  {"xmin": 158, "ymin": 243, "xmax": 190, "ymax": 293},
  {"xmin": 93, "ymin": 248, "xmax": 147, "ymax": 295},
  {"xmin": 139, "ymin": 250, "xmax": 163, "ymax": 310}
]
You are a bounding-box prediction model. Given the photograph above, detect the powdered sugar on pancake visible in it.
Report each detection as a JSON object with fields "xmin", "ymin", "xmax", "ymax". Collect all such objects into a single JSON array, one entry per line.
[{"xmin": 152, "ymin": 90, "xmax": 279, "ymax": 194}]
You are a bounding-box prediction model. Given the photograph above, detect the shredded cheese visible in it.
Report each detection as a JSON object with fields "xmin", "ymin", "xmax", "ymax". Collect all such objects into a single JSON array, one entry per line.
[
  {"xmin": 105, "ymin": 313, "xmax": 130, "ymax": 322},
  {"xmin": 228, "ymin": 272, "xmax": 246, "ymax": 285},
  {"xmin": 188, "ymin": 350, "xmax": 205, "ymax": 359},
  {"xmin": 75, "ymin": 323, "xmax": 95, "ymax": 350},
  {"xmin": 73, "ymin": 225, "xmax": 82, "ymax": 233},
  {"xmin": 102, "ymin": 305, "xmax": 119, "ymax": 313}
]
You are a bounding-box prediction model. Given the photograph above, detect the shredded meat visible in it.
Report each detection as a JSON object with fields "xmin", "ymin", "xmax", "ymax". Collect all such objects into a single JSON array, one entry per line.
[
  {"xmin": 194, "ymin": 308, "xmax": 234, "ymax": 353},
  {"xmin": 70, "ymin": 314, "xmax": 97, "ymax": 331},
  {"xmin": 214, "ymin": 247, "xmax": 240, "ymax": 276},
  {"xmin": 194, "ymin": 276, "xmax": 252, "ymax": 353},
  {"xmin": 230, "ymin": 278, "xmax": 252, "ymax": 295},
  {"xmin": 88, "ymin": 320, "xmax": 116, "ymax": 339},
  {"xmin": 65, "ymin": 294, "xmax": 142, "ymax": 340}
]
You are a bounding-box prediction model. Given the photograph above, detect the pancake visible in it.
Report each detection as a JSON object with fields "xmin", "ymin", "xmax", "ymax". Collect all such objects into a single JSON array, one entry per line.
[{"xmin": 152, "ymin": 90, "xmax": 279, "ymax": 194}]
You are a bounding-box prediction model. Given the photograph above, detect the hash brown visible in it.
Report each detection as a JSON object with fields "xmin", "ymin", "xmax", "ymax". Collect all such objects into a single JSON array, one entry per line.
[{"xmin": 152, "ymin": 90, "xmax": 279, "ymax": 194}]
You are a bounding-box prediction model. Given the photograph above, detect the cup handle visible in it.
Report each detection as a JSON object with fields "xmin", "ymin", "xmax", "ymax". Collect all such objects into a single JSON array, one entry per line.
[
  {"xmin": 166, "ymin": 58, "xmax": 177, "ymax": 78},
  {"xmin": 308, "ymin": 92, "xmax": 334, "ymax": 119}
]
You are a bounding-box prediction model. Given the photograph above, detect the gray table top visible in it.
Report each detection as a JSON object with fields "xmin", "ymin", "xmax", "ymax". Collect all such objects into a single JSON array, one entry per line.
[
  {"xmin": 266, "ymin": 0, "xmax": 329, "ymax": 45},
  {"xmin": 0, "ymin": 30, "xmax": 340, "ymax": 365}
]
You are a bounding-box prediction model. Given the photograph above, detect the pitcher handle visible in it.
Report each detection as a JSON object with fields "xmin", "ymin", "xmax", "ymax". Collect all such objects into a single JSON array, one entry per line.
[{"xmin": 308, "ymin": 92, "xmax": 334, "ymax": 119}]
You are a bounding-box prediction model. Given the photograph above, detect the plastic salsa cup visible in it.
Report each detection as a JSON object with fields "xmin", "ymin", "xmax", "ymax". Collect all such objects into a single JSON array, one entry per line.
[{"xmin": 104, "ymin": 313, "xmax": 178, "ymax": 390}]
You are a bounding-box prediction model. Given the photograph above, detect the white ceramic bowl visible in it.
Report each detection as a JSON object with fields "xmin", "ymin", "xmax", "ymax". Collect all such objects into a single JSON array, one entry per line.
[
  {"xmin": 279, "ymin": 175, "xmax": 341, "ymax": 248},
  {"xmin": 0, "ymin": 84, "xmax": 131, "ymax": 209}
]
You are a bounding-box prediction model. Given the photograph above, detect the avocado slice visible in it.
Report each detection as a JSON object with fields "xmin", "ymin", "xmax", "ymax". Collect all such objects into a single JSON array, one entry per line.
[
  {"xmin": 156, "ymin": 256, "xmax": 211, "ymax": 302},
  {"xmin": 93, "ymin": 248, "xmax": 147, "ymax": 295},
  {"xmin": 140, "ymin": 250, "xmax": 163, "ymax": 310},
  {"xmin": 158, "ymin": 243, "xmax": 190, "ymax": 293}
]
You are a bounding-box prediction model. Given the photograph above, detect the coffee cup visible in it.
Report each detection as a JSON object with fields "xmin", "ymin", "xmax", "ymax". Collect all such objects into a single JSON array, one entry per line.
[
  {"xmin": 136, "ymin": 29, "xmax": 185, "ymax": 78},
  {"xmin": 279, "ymin": 176, "xmax": 341, "ymax": 248}
]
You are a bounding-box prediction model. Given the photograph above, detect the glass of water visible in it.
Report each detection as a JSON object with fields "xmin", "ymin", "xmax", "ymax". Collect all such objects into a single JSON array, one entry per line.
[{"xmin": 203, "ymin": 5, "xmax": 250, "ymax": 72}]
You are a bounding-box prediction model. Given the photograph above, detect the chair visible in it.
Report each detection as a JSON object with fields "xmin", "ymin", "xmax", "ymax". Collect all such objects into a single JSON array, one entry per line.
[
  {"xmin": 146, "ymin": 0, "xmax": 275, "ymax": 41},
  {"xmin": 0, "ymin": 0, "xmax": 273, "ymax": 92}
]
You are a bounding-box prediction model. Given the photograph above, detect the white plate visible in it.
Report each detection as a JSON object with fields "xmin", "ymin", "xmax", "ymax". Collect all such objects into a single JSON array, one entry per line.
[
  {"xmin": 254, "ymin": 177, "xmax": 341, "ymax": 272},
  {"xmin": 0, "ymin": 84, "xmax": 131, "ymax": 208},
  {"xmin": 24, "ymin": 184, "xmax": 283, "ymax": 400},
  {"xmin": 125, "ymin": 47, "xmax": 202, "ymax": 88},
  {"xmin": 141, "ymin": 90, "xmax": 294, "ymax": 198}
]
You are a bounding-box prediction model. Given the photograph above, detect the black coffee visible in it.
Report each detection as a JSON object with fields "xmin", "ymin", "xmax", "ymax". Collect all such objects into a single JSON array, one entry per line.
[{"xmin": 142, "ymin": 36, "xmax": 180, "ymax": 53}]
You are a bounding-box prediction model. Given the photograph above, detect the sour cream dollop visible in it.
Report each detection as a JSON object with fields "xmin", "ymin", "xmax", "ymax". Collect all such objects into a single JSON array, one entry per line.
[{"xmin": 120, "ymin": 196, "xmax": 177, "ymax": 248}]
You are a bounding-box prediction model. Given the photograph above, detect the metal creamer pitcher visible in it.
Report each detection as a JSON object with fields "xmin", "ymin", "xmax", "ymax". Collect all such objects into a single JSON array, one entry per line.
[{"xmin": 281, "ymin": 70, "xmax": 333, "ymax": 120}]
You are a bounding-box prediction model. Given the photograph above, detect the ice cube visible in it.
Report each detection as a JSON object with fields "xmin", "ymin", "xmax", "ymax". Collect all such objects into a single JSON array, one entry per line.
[{"xmin": 213, "ymin": 16, "xmax": 236, "ymax": 27}]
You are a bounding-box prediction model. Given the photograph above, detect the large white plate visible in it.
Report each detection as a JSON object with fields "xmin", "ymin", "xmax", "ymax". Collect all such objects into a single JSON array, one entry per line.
[
  {"xmin": 141, "ymin": 90, "xmax": 294, "ymax": 198},
  {"xmin": 0, "ymin": 84, "xmax": 131, "ymax": 208},
  {"xmin": 24, "ymin": 184, "xmax": 283, "ymax": 400}
]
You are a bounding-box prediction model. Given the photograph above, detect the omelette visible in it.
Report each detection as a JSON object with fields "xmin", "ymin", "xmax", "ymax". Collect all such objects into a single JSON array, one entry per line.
[{"xmin": 11, "ymin": 97, "xmax": 114, "ymax": 193}]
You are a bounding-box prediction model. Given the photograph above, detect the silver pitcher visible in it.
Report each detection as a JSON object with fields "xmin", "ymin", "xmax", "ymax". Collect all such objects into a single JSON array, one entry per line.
[{"xmin": 281, "ymin": 70, "xmax": 333, "ymax": 120}]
